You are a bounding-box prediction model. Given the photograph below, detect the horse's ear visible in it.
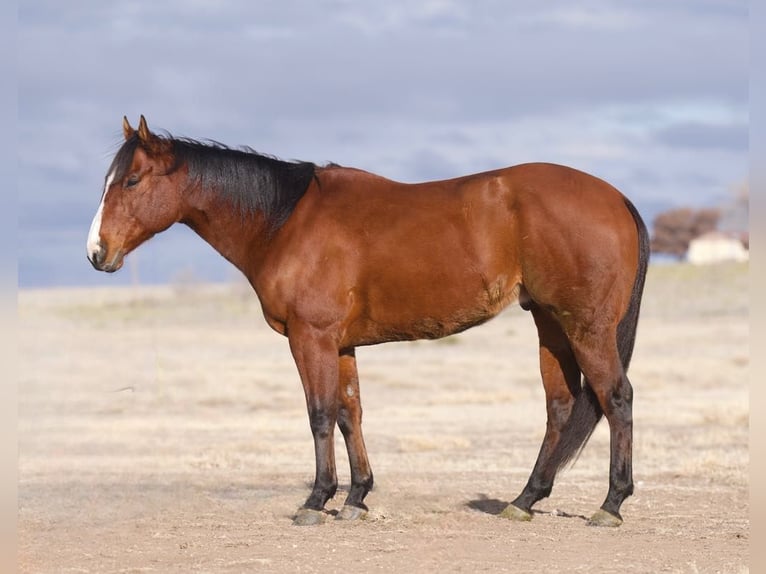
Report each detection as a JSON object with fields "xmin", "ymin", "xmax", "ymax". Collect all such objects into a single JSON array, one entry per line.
[
  {"xmin": 137, "ymin": 115, "xmax": 152, "ymax": 143},
  {"xmin": 122, "ymin": 116, "xmax": 135, "ymax": 140},
  {"xmin": 135, "ymin": 115, "xmax": 167, "ymax": 154}
]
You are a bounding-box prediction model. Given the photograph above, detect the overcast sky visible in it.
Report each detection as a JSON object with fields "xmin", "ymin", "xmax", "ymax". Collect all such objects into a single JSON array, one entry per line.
[{"xmin": 18, "ymin": 0, "xmax": 748, "ymax": 288}]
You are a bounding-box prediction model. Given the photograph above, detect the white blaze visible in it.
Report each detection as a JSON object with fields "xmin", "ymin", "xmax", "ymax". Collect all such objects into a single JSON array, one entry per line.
[{"xmin": 87, "ymin": 170, "xmax": 115, "ymax": 258}]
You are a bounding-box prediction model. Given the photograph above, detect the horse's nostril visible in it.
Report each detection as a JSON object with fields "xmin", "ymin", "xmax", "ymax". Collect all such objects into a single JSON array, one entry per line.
[{"xmin": 88, "ymin": 247, "xmax": 104, "ymax": 269}]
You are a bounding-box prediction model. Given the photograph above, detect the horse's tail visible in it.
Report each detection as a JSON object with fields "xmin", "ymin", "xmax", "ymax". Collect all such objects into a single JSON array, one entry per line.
[
  {"xmin": 554, "ymin": 196, "xmax": 649, "ymax": 470},
  {"xmin": 616, "ymin": 196, "xmax": 650, "ymax": 372}
]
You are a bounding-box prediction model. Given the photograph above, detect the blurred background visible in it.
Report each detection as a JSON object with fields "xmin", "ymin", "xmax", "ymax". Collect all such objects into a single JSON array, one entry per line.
[{"xmin": 18, "ymin": 0, "xmax": 748, "ymax": 288}]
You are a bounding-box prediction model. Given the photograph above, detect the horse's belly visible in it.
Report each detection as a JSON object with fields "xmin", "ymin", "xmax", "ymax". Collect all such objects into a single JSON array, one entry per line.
[{"xmin": 349, "ymin": 272, "xmax": 521, "ymax": 346}]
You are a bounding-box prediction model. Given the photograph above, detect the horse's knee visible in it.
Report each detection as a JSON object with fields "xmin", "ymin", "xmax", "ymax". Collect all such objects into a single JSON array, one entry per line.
[
  {"xmin": 308, "ymin": 407, "xmax": 336, "ymax": 438},
  {"xmin": 546, "ymin": 396, "xmax": 574, "ymax": 429},
  {"xmin": 338, "ymin": 403, "xmax": 362, "ymax": 433}
]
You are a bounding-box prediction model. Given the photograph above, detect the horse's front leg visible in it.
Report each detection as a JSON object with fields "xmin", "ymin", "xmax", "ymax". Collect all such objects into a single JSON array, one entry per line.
[
  {"xmin": 335, "ymin": 348, "xmax": 374, "ymax": 520},
  {"xmin": 288, "ymin": 323, "xmax": 340, "ymax": 526}
]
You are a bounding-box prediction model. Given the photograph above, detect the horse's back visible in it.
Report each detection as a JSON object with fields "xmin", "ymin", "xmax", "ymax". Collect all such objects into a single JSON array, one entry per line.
[{"xmin": 313, "ymin": 162, "xmax": 639, "ymax": 286}]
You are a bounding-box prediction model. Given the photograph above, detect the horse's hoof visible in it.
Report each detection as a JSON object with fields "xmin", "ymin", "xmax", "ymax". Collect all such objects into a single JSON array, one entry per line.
[
  {"xmin": 499, "ymin": 504, "xmax": 533, "ymax": 521},
  {"xmin": 335, "ymin": 505, "xmax": 368, "ymax": 521},
  {"xmin": 587, "ymin": 509, "xmax": 623, "ymax": 527},
  {"xmin": 293, "ymin": 507, "xmax": 328, "ymax": 526}
]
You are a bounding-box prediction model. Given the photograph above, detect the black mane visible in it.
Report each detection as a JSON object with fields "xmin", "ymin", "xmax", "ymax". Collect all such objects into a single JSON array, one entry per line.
[
  {"xmin": 175, "ymin": 138, "xmax": 317, "ymax": 227},
  {"xmin": 112, "ymin": 133, "xmax": 317, "ymax": 228}
]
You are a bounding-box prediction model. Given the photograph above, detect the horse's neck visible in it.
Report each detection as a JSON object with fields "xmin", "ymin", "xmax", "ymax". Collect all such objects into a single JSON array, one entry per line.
[{"xmin": 181, "ymin": 187, "xmax": 271, "ymax": 279}]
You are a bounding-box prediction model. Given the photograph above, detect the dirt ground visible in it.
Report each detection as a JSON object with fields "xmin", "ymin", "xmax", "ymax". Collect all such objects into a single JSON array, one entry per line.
[{"xmin": 18, "ymin": 262, "xmax": 749, "ymax": 573}]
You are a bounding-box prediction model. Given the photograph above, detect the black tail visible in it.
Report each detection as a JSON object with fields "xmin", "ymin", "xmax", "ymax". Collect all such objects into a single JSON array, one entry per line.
[
  {"xmin": 553, "ymin": 197, "xmax": 650, "ymax": 470},
  {"xmin": 616, "ymin": 197, "xmax": 650, "ymax": 371}
]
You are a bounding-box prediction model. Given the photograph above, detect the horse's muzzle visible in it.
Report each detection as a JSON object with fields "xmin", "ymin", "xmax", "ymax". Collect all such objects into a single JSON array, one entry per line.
[{"xmin": 87, "ymin": 244, "xmax": 123, "ymax": 273}]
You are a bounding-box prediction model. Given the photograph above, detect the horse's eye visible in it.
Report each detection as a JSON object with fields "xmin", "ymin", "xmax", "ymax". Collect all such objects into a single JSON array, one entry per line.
[{"xmin": 125, "ymin": 175, "xmax": 140, "ymax": 188}]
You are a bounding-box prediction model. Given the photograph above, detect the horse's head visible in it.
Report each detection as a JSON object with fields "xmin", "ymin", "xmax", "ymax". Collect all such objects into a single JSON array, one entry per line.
[{"xmin": 87, "ymin": 115, "xmax": 185, "ymax": 272}]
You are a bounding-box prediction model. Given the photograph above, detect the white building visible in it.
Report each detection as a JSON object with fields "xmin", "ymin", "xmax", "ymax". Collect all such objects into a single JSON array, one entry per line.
[{"xmin": 687, "ymin": 231, "xmax": 749, "ymax": 265}]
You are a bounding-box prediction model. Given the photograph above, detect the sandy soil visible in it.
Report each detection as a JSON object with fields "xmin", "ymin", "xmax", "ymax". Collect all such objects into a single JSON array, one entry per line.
[{"xmin": 18, "ymin": 262, "xmax": 749, "ymax": 573}]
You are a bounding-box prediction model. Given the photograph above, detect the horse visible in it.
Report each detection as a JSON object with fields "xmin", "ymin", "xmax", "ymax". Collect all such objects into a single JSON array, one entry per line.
[{"xmin": 87, "ymin": 116, "xmax": 649, "ymax": 527}]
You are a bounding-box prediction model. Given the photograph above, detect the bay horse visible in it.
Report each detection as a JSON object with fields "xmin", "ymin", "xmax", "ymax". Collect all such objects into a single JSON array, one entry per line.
[{"xmin": 87, "ymin": 116, "xmax": 649, "ymax": 527}]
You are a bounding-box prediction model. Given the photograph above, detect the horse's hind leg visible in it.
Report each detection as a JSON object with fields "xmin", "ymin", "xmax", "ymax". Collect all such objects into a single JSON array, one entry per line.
[
  {"xmin": 335, "ymin": 348, "xmax": 374, "ymax": 520},
  {"xmin": 502, "ymin": 305, "xmax": 600, "ymax": 520},
  {"xmin": 568, "ymin": 329, "xmax": 634, "ymax": 527}
]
